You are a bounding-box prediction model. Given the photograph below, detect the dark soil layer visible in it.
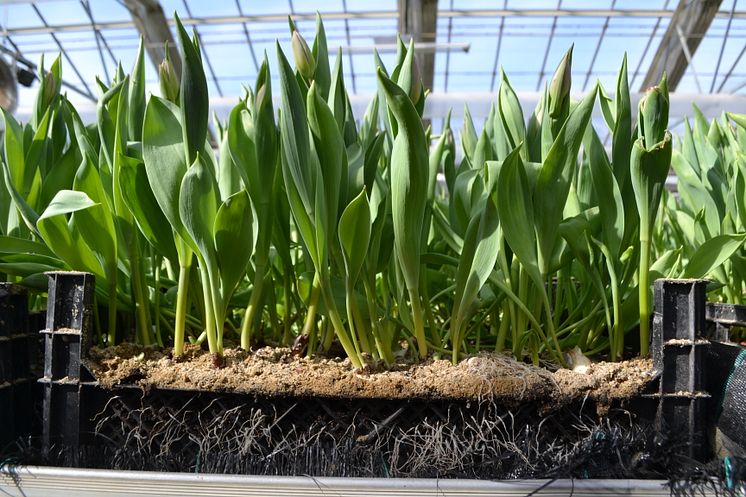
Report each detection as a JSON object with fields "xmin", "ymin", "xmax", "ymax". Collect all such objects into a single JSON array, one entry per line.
[{"xmin": 86, "ymin": 344, "xmax": 653, "ymax": 408}]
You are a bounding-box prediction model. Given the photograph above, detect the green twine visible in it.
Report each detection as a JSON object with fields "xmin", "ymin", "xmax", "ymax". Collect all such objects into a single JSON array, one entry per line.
[{"xmin": 724, "ymin": 456, "xmax": 734, "ymax": 490}]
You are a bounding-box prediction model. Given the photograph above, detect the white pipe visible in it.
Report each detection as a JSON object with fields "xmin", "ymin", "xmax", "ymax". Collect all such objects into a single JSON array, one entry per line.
[{"xmin": 1, "ymin": 467, "xmax": 673, "ymax": 497}]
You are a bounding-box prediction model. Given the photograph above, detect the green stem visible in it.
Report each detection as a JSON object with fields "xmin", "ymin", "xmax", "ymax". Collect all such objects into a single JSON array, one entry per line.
[
  {"xmin": 267, "ymin": 274, "xmax": 282, "ymax": 343},
  {"xmin": 598, "ymin": 244, "xmax": 623, "ymax": 361},
  {"xmin": 420, "ymin": 266, "xmax": 441, "ymax": 349},
  {"xmin": 735, "ymin": 274, "xmax": 742, "ymax": 305},
  {"xmin": 540, "ymin": 280, "xmax": 566, "ymax": 367},
  {"xmin": 514, "ymin": 266, "xmax": 528, "ymax": 358},
  {"xmin": 153, "ymin": 251, "xmax": 163, "ymax": 347},
  {"xmin": 107, "ymin": 279, "xmax": 117, "ymax": 346},
  {"xmin": 724, "ymin": 277, "xmax": 736, "ymax": 304},
  {"xmin": 282, "ymin": 270, "xmax": 293, "ymax": 346},
  {"xmin": 553, "ymin": 271, "xmax": 564, "ymax": 329},
  {"xmin": 303, "ymin": 273, "xmax": 321, "ymax": 357},
  {"xmin": 351, "ymin": 287, "xmax": 373, "ymax": 355},
  {"xmin": 450, "ymin": 311, "xmax": 463, "ymax": 364},
  {"xmin": 558, "ymin": 280, "xmax": 594, "ymax": 333},
  {"xmin": 345, "ymin": 291, "xmax": 363, "ymax": 357},
  {"xmin": 92, "ymin": 294, "xmax": 103, "ymax": 346},
  {"xmin": 456, "ymin": 299, "xmax": 499, "ymax": 361},
  {"xmin": 639, "ymin": 233, "xmax": 651, "ymax": 357},
  {"xmin": 496, "ymin": 234, "xmax": 516, "ymax": 354},
  {"xmin": 158, "ymin": 311, "xmax": 175, "ymax": 337},
  {"xmin": 487, "ymin": 273, "xmax": 543, "ymax": 339},
  {"xmin": 240, "ymin": 262, "xmax": 268, "ymax": 350},
  {"xmin": 130, "ymin": 236, "xmax": 153, "ymax": 346},
  {"xmin": 320, "ymin": 277, "xmax": 363, "ymax": 368},
  {"xmin": 161, "ymin": 306, "xmax": 201, "ymax": 330},
  {"xmin": 409, "ymin": 288, "xmax": 428, "ymax": 360},
  {"xmin": 198, "ymin": 262, "xmax": 218, "ymax": 355},
  {"xmin": 495, "ymin": 301, "xmax": 510, "ymax": 353},
  {"xmin": 320, "ymin": 316, "xmax": 334, "ymax": 351},
  {"xmin": 364, "ymin": 276, "xmax": 394, "ymax": 365},
  {"xmin": 555, "ymin": 301, "xmax": 603, "ymax": 338},
  {"xmin": 208, "ymin": 267, "xmax": 224, "ymax": 353},
  {"xmin": 173, "ymin": 244, "xmax": 192, "ymax": 358}
]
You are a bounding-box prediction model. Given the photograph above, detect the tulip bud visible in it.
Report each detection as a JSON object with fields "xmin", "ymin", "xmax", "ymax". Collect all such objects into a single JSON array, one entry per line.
[
  {"xmin": 446, "ymin": 126, "xmax": 455, "ymax": 150},
  {"xmin": 548, "ymin": 48, "xmax": 572, "ymax": 120},
  {"xmin": 254, "ymin": 58, "xmax": 273, "ymax": 124},
  {"xmin": 396, "ymin": 39, "xmax": 423, "ymax": 106},
  {"xmin": 255, "ymin": 82, "xmax": 268, "ymax": 112},
  {"xmin": 638, "ymin": 74, "xmax": 669, "ymax": 148},
  {"xmin": 409, "ymin": 51, "xmax": 423, "ymax": 105},
  {"xmin": 159, "ymin": 54, "xmax": 180, "ymax": 103},
  {"xmin": 291, "ymin": 30, "xmax": 316, "ymax": 80},
  {"xmin": 41, "ymin": 70, "xmax": 57, "ymax": 109}
]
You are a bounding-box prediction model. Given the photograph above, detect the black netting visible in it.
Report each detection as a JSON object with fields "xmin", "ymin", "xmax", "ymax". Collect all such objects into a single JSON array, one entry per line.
[{"xmin": 717, "ymin": 349, "xmax": 746, "ymax": 456}]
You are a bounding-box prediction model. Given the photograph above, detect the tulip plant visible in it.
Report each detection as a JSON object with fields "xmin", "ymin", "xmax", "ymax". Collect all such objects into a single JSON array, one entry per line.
[{"xmin": 1, "ymin": 14, "xmax": 745, "ymax": 368}]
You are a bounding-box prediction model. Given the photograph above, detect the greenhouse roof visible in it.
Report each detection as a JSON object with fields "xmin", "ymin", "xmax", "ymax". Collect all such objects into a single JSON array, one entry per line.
[{"xmin": 2, "ymin": 0, "xmax": 746, "ymax": 126}]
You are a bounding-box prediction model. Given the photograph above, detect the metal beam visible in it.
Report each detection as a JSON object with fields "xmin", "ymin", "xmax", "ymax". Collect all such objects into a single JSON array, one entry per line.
[
  {"xmin": 630, "ymin": 0, "xmax": 671, "ymax": 89},
  {"xmin": 12, "ymin": 9, "xmax": 746, "ymax": 36},
  {"xmin": 398, "ymin": 0, "xmax": 438, "ymax": 94},
  {"xmin": 122, "ymin": 0, "xmax": 216, "ymax": 147},
  {"xmin": 122, "ymin": 0, "xmax": 181, "ymax": 77},
  {"xmin": 234, "ymin": 0, "xmax": 259, "ymax": 73},
  {"xmin": 181, "ymin": 0, "xmax": 222, "ymax": 97},
  {"xmin": 639, "ymin": 0, "xmax": 723, "ymax": 91},
  {"xmin": 0, "ymin": 42, "xmax": 94, "ymax": 101},
  {"xmin": 536, "ymin": 0, "xmax": 561, "ymax": 91},
  {"xmin": 583, "ymin": 0, "xmax": 616, "ymax": 90},
  {"xmin": 710, "ymin": 0, "xmax": 737, "ymax": 92},
  {"xmin": 30, "ymin": 4, "xmax": 95, "ymax": 101}
]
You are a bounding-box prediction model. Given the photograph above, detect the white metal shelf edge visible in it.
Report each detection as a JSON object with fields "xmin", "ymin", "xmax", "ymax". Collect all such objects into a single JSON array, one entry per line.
[{"xmin": 0, "ymin": 466, "xmax": 675, "ymax": 497}]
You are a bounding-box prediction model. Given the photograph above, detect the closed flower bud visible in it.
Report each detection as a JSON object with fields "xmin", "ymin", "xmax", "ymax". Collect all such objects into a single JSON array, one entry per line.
[
  {"xmin": 255, "ymin": 82, "xmax": 267, "ymax": 112},
  {"xmin": 548, "ymin": 48, "xmax": 572, "ymax": 119},
  {"xmin": 291, "ymin": 30, "xmax": 316, "ymax": 80},
  {"xmin": 639, "ymin": 74, "xmax": 669, "ymax": 148},
  {"xmin": 41, "ymin": 71, "xmax": 57, "ymax": 108},
  {"xmin": 409, "ymin": 53, "xmax": 423, "ymax": 104},
  {"xmin": 159, "ymin": 56, "xmax": 180, "ymax": 103}
]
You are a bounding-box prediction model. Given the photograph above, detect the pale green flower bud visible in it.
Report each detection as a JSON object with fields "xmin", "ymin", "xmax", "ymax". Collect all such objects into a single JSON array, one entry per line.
[
  {"xmin": 409, "ymin": 52, "xmax": 423, "ymax": 104},
  {"xmin": 159, "ymin": 55, "xmax": 180, "ymax": 103},
  {"xmin": 291, "ymin": 30, "xmax": 316, "ymax": 80},
  {"xmin": 255, "ymin": 82, "xmax": 268, "ymax": 113},
  {"xmin": 41, "ymin": 71, "xmax": 57, "ymax": 109},
  {"xmin": 639, "ymin": 74, "xmax": 669, "ymax": 148},
  {"xmin": 548, "ymin": 48, "xmax": 572, "ymax": 120}
]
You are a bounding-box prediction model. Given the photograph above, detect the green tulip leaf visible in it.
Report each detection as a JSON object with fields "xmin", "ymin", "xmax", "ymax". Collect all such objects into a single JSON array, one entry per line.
[
  {"xmin": 377, "ymin": 68, "xmax": 428, "ymax": 295},
  {"xmin": 683, "ymin": 234, "xmax": 746, "ymax": 279},
  {"xmin": 175, "ymin": 13, "xmax": 209, "ymax": 163},
  {"xmin": 497, "ymin": 145, "xmax": 542, "ymax": 288},
  {"xmin": 143, "ymin": 95, "xmax": 189, "ymax": 240},
  {"xmin": 338, "ymin": 188, "xmax": 371, "ymax": 285},
  {"xmin": 118, "ymin": 154, "xmax": 179, "ymax": 264},
  {"xmin": 534, "ymin": 86, "xmax": 597, "ymax": 276},
  {"xmin": 37, "ymin": 190, "xmax": 105, "ymax": 278},
  {"xmin": 214, "ymin": 190, "xmax": 254, "ymax": 297},
  {"xmin": 179, "ymin": 154, "xmax": 219, "ymax": 262}
]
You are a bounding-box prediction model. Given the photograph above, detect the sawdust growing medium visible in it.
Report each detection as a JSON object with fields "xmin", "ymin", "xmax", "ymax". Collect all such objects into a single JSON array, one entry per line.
[{"xmin": 86, "ymin": 344, "xmax": 654, "ymax": 406}]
